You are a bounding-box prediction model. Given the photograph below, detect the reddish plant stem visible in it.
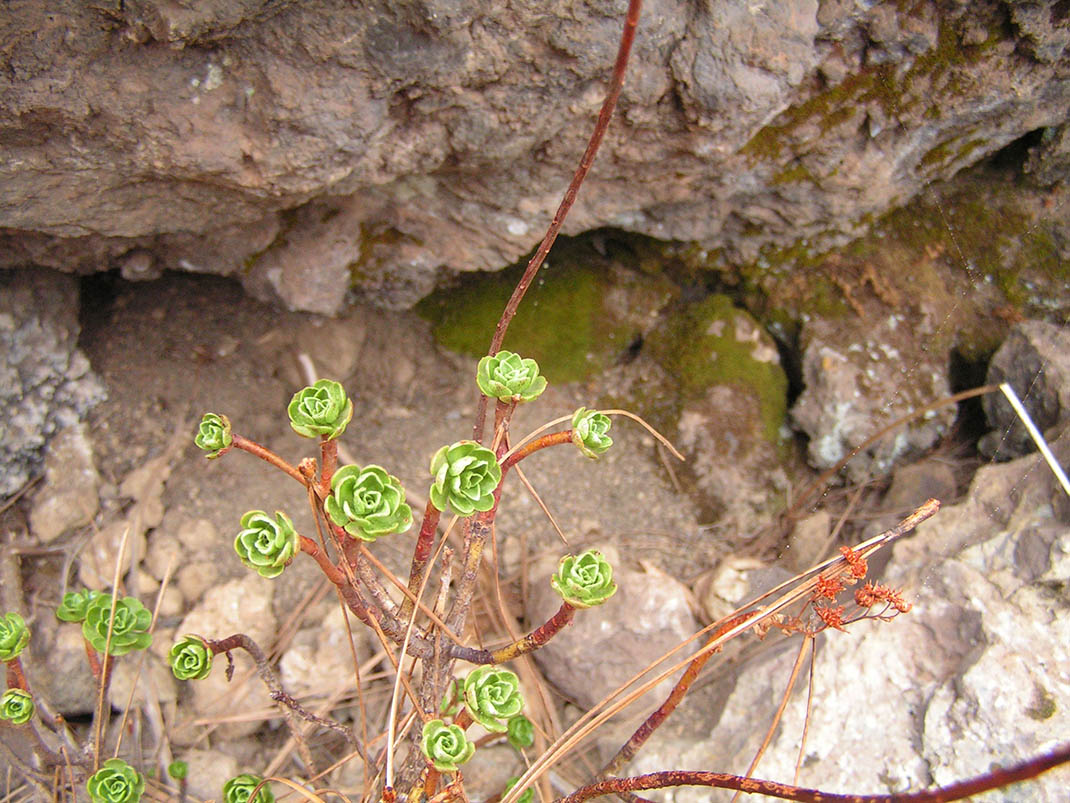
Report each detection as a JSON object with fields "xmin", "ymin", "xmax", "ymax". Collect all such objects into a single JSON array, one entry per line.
[
  {"xmin": 452, "ymin": 708, "xmax": 474, "ymax": 731},
  {"xmin": 82, "ymin": 638, "xmax": 103, "ymax": 682},
  {"xmin": 5, "ymin": 657, "xmax": 28, "ymax": 691},
  {"xmin": 230, "ymin": 433, "xmax": 308, "ymax": 488},
  {"xmin": 450, "ymin": 602, "xmax": 575, "ymax": 665},
  {"xmin": 600, "ymin": 611, "xmax": 758, "ymax": 777},
  {"xmin": 557, "ymin": 743, "xmax": 1070, "ymax": 803},
  {"xmin": 444, "ymin": 509, "xmax": 496, "ymax": 636},
  {"xmin": 474, "ymin": 0, "xmax": 643, "ymax": 440},
  {"xmin": 502, "ymin": 431, "xmax": 573, "ymax": 472},
  {"xmin": 319, "ymin": 436, "xmax": 338, "ymax": 497},
  {"xmin": 402, "ymin": 501, "xmax": 442, "ymax": 621}
]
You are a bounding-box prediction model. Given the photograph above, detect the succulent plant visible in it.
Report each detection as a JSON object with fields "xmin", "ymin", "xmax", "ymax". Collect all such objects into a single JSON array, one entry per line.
[
  {"xmin": 222, "ymin": 773, "xmax": 274, "ymax": 803},
  {"xmin": 56, "ymin": 588, "xmax": 103, "ymax": 623},
  {"xmin": 169, "ymin": 635, "xmax": 214, "ymax": 680},
  {"xmin": 234, "ymin": 510, "xmax": 298, "ymax": 579},
  {"xmin": 421, "ymin": 719, "xmax": 475, "ymax": 773},
  {"xmin": 325, "ymin": 464, "xmax": 413, "ymax": 541},
  {"xmin": 0, "ymin": 612, "xmax": 29, "ymax": 661},
  {"xmin": 167, "ymin": 761, "xmax": 189, "ymax": 781},
  {"xmin": 570, "ymin": 407, "xmax": 613, "ymax": 459},
  {"xmin": 462, "ymin": 666, "xmax": 524, "ymax": 733},
  {"xmin": 194, "ymin": 413, "xmax": 232, "ymax": 458},
  {"xmin": 287, "ymin": 379, "xmax": 353, "ymax": 440},
  {"xmin": 429, "ymin": 441, "xmax": 502, "ymax": 515},
  {"xmin": 476, "ymin": 350, "xmax": 547, "ymax": 402},
  {"xmin": 505, "ymin": 777, "xmax": 535, "ymax": 803},
  {"xmin": 439, "ymin": 676, "xmax": 464, "ymax": 717},
  {"xmin": 507, "ymin": 714, "xmax": 535, "ymax": 750},
  {"xmin": 82, "ymin": 595, "xmax": 153, "ymax": 656},
  {"xmin": 86, "ymin": 758, "xmax": 145, "ymax": 803},
  {"xmin": 0, "ymin": 688, "xmax": 34, "ymax": 725},
  {"xmin": 551, "ymin": 549, "xmax": 617, "ymax": 608}
]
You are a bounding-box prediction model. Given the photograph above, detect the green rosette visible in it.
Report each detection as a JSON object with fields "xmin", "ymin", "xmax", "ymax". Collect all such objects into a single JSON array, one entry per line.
[
  {"xmin": 550, "ymin": 549, "xmax": 617, "ymax": 609},
  {"xmin": 462, "ymin": 666, "xmax": 524, "ymax": 733},
  {"xmin": 194, "ymin": 413, "xmax": 232, "ymax": 458},
  {"xmin": 421, "ymin": 719, "xmax": 475, "ymax": 773},
  {"xmin": 325, "ymin": 464, "xmax": 413, "ymax": 542},
  {"xmin": 82, "ymin": 596, "xmax": 153, "ymax": 656},
  {"xmin": 234, "ymin": 510, "xmax": 298, "ymax": 579},
  {"xmin": 287, "ymin": 379, "xmax": 353, "ymax": 440},
  {"xmin": 428, "ymin": 441, "xmax": 502, "ymax": 516},
  {"xmin": 169, "ymin": 635, "xmax": 214, "ymax": 680},
  {"xmin": 476, "ymin": 351, "xmax": 547, "ymax": 402},
  {"xmin": 167, "ymin": 761, "xmax": 189, "ymax": 781},
  {"xmin": 222, "ymin": 773, "xmax": 275, "ymax": 803},
  {"xmin": 56, "ymin": 589, "xmax": 103, "ymax": 623},
  {"xmin": 570, "ymin": 407, "xmax": 613, "ymax": 459},
  {"xmin": 0, "ymin": 612, "xmax": 29, "ymax": 661},
  {"xmin": 505, "ymin": 777, "xmax": 535, "ymax": 803},
  {"xmin": 507, "ymin": 714, "xmax": 535, "ymax": 750},
  {"xmin": 86, "ymin": 758, "xmax": 145, "ymax": 803},
  {"xmin": 0, "ymin": 689, "xmax": 34, "ymax": 725}
]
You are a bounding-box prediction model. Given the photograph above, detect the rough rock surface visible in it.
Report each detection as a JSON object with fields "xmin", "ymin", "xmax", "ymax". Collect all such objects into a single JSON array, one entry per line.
[
  {"xmin": 981, "ymin": 319, "xmax": 1070, "ymax": 458},
  {"xmin": 28, "ymin": 424, "xmax": 101, "ymax": 543},
  {"xmin": 2, "ymin": 2, "xmax": 1068, "ymax": 312},
  {"xmin": 0, "ymin": 270, "xmax": 105, "ymax": 497},
  {"xmin": 632, "ymin": 429, "xmax": 1070, "ymax": 802}
]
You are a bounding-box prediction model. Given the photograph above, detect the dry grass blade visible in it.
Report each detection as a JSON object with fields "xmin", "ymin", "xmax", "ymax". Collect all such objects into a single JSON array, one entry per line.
[
  {"xmin": 93, "ymin": 524, "xmax": 132, "ymax": 770},
  {"xmin": 794, "ymin": 636, "xmax": 818, "ymax": 786}
]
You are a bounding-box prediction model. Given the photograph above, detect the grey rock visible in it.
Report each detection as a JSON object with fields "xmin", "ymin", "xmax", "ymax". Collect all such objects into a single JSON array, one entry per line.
[
  {"xmin": 791, "ymin": 311, "xmax": 954, "ymax": 481},
  {"xmin": 1, "ymin": 3, "xmax": 1068, "ymax": 312},
  {"xmin": 28, "ymin": 424, "xmax": 101, "ymax": 543},
  {"xmin": 981, "ymin": 320, "xmax": 1070, "ymax": 458},
  {"xmin": 0, "ymin": 270, "xmax": 105, "ymax": 497}
]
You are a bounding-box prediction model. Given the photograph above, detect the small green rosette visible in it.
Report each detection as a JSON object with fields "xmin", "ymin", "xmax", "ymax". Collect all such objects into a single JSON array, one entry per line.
[
  {"xmin": 86, "ymin": 758, "xmax": 145, "ymax": 803},
  {"xmin": 0, "ymin": 612, "xmax": 29, "ymax": 661},
  {"xmin": 234, "ymin": 510, "xmax": 298, "ymax": 579},
  {"xmin": 0, "ymin": 689, "xmax": 34, "ymax": 725},
  {"xmin": 476, "ymin": 350, "xmax": 547, "ymax": 402},
  {"xmin": 325, "ymin": 464, "xmax": 413, "ymax": 541},
  {"xmin": 222, "ymin": 773, "xmax": 274, "ymax": 803},
  {"xmin": 421, "ymin": 719, "xmax": 475, "ymax": 773},
  {"xmin": 570, "ymin": 407, "xmax": 613, "ymax": 459},
  {"xmin": 507, "ymin": 714, "xmax": 535, "ymax": 750},
  {"xmin": 167, "ymin": 761, "xmax": 189, "ymax": 781},
  {"xmin": 429, "ymin": 441, "xmax": 502, "ymax": 516},
  {"xmin": 287, "ymin": 379, "xmax": 353, "ymax": 440},
  {"xmin": 551, "ymin": 549, "xmax": 617, "ymax": 609},
  {"xmin": 169, "ymin": 635, "xmax": 214, "ymax": 680},
  {"xmin": 56, "ymin": 589, "xmax": 103, "ymax": 623},
  {"xmin": 505, "ymin": 777, "xmax": 535, "ymax": 803},
  {"xmin": 82, "ymin": 596, "xmax": 153, "ymax": 656},
  {"xmin": 462, "ymin": 666, "xmax": 524, "ymax": 733},
  {"xmin": 194, "ymin": 413, "xmax": 232, "ymax": 458}
]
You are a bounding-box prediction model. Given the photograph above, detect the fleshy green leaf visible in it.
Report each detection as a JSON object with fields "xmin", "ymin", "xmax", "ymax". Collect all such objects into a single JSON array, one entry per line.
[
  {"xmin": 287, "ymin": 380, "xmax": 353, "ymax": 440},
  {"xmin": 421, "ymin": 719, "xmax": 475, "ymax": 773},
  {"xmin": 194, "ymin": 413, "xmax": 232, "ymax": 458},
  {"xmin": 507, "ymin": 714, "xmax": 535, "ymax": 750},
  {"xmin": 234, "ymin": 510, "xmax": 298, "ymax": 579},
  {"xmin": 169, "ymin": 635, "xmax": 214, "ymax": 680},
  {"xmin": 325, "ymin": 464, "xmax": 413, "ymax": 542},
  {"xmin": 82, "ymin": 596, "xmax": 154, "ymax": 656},
  {"xmin": 0, "ymin": 689, "xmax": 34, "ymax": 725},
  {"xmin": 570, "ymin": 407, "xmax": 613, "ymax": 459},
  {"xmin": 0, "ymin": 612, "xmax": 29, "ymax": 661},
  {"xmin": 462, "ymin": 666, "xmax": 524, "ymax": 733},
  {"xmin": 551, "ymin": 549, "xmax": 617, "ymax": 608},
  {"xmin": 476, "ymin": 351, "xmax": 547, "ymax": 402},
  {"xmin": 222, "ymin": 774, "xmax": 274, "ymax": 803},
  {"xmin": 505, "ymin": 777, "xmax": 534, "ymax": 803},
  {"xmin": 56, "ymin": 589, "xmax": 103, "ymax": 623},
  {"xmin": 167, "ymin": 761, "xmax": 189, "ymax": 781},
  {"xmin": 428, "ymin": 441, "xmax": 502, "ymax": 516}
]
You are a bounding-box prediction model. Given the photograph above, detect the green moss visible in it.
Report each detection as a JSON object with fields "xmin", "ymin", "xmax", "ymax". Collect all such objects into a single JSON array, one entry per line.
[
  {"xmin": 347, "ymin": 223, "xmax": 421, "ymax": 285},
  {"xmin": 771, "ymin": 162, "xmax": 818, "ymax": 186},
  {"xmin": 645, "ymin": 295, "xmax": 788, "ymax": 444},
  {"xmin": 1025, "ymin": 684, "xmax": 1056, "ymax": 721}
]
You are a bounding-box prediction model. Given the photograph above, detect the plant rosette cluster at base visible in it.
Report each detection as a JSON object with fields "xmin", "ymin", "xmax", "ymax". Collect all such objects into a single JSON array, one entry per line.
[
  {"xmin": 86, "ymin": 758, "xmax": 145, "ymax": 803},
  {"xmin": 287, "ymin": 379, "xmax": 353, "ymax": 440},
  {"xmin": 462, "ymin": 666, "xmax": 525, "ymax": 732},
  {"xmin": 421, "ymin": 719, "xmax": 476, "ymax": 772},
  {"xmin": 81, "ymin": 596, "xmax": 153, "ymax": 656},
  {"xmin": 0, "ymin": 612, "xmax": 29, "ymax": 661},
  {"xmin": 429, "ymin": 441, "xmax": 503, "ymax": 515},
  {"xmin": 234, "ymin": 510, "xmax": 298, "ymax": 578},
  {"xmin": 325, "ymin": 464, "xmax": 413, "ymax": 541},
  {"xmin": 551, "ymin": 549, "xmax": 617, "ymax": 608},
  {"xmin": 476, "ymin": 350, "xmax": 547, "ymax": 402}
]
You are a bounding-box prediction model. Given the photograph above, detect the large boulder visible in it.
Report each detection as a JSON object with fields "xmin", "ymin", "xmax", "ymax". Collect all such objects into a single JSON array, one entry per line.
[{"xmin": 2, "ymin": 1, "xmax": 1068, "ymax": 312}]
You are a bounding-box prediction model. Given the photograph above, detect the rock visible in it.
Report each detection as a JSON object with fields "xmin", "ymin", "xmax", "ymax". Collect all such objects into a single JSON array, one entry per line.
[
  {"xmin": 781, "ymin": 510, "xmax": 833, "ymax": 573},
  {"xmin": 526, "ymin": 549, "xmax": 700, "ymax": 711},
  {"xmin": 27, "ymin": 617, "xmax": 99, "ymax": 717},
  {"xmin": 29, "ymin": 424, "xmax": 101, "ymax": 543},
  {"xmin": 176, "ymin": 748, "xmax": 239, "ymax": 802},
  {"xmin": 109, "ymin": 652, "xmax": 179, "ymax": 710},
  {"xmin": 791, "ymin": 310, "xmax": 955, "ymax": 481},
  {"xmin": 981, "ymin": 320, "xmax": 1070, "ymax": 459},
  {"xmin": 278, "ymin": 605, "xmax": 369, "ymax": 700},
  {"xmin": 631, "ymin": 427, "xmax": 1070, "ymax": 802},
  {"xmin": 1, "ymin": 5, "xmax": 1068, "ymax": 312},
  {"xmin": 0, "ymin": 270, "xmax": 106, "ymax": 497},
  {"xmin": 76, "ymin": 520, "xmax": 147, "ymax": 590}
]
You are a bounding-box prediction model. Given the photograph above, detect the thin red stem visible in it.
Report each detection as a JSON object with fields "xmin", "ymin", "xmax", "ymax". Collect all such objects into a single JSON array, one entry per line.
[
  {"xmin": 402, "ymin": 501, "xmax": 442, "ymax": 621},
  {"xmin": 451, "ymin": 601, "xmax": 575, "ymax": 665},
  {"xmin": 230, "ymin": 433, "xmax": 308, "ymax": 487},
  {"xmin": 4, "ymin": 658, "xmax": 28, "ymax": 692},
  {"xmin": 319, "ymin": 436, "xmax": 338, "ymax": 497},
  {"xmin": 502, "ymin": 431, "xmax": 573, "ymax": 472}
]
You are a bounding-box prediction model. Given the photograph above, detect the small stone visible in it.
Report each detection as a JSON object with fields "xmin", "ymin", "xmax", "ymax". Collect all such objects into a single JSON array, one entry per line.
[
  {"xmin": 29, "ymin": 424, "xmax": 100, "ymax": 543},
  {"xmin": 782, "ymin": 510, "xmax": 833, "ymax": 573},
  {"xmin": 177, "ymin": 749, "xmax": 239, "ymax": 801},
  {"xmin": 176, "ymin": 561, "xmax": 223, "ymax": 609}
]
